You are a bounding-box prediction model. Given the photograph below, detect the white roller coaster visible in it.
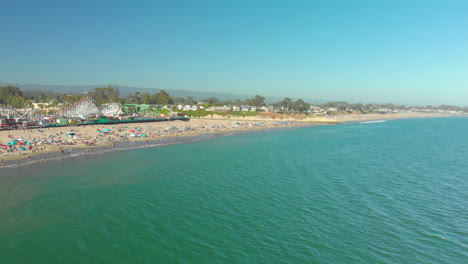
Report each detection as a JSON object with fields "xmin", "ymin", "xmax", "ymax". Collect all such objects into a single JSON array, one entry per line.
[
  {"xmin": 60, "ymin": 97, "xmax": 127, "ymax": 118},
  {"xmin": 61, "ymin": 97, "xmax": 102, "ymax": 118},
  {"xmin": 101, "ymin": 103, "xmax": 123, "ymax": 116}
]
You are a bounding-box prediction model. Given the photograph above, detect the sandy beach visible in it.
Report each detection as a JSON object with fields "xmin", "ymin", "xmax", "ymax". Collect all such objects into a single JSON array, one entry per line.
[
  {"xmin": 0, "ymin": 118, "xmax": 310, "ymax": 166},
  {"xmin": 0, "ymin": 112, "xmax": 457, "ymax": 167}
]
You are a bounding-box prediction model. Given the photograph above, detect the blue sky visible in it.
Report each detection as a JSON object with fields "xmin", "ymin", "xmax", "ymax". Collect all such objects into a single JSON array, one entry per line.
[{"xmin": 1, "ymin": 0, "xmax": 467, "ymax": 105}]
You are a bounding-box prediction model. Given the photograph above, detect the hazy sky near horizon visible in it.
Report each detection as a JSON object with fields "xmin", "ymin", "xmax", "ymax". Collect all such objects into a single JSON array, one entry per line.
[{"xmin": 1, "ymin": 0, "xmax": 467, "ymax": 105}]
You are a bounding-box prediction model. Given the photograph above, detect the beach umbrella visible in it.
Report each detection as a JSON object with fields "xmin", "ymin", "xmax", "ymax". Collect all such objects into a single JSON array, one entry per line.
[
  {"xmin": 130, "ymin": 130, "xmax": 136, "ymax": 133},
  {"xmin": 104, "ymin": 128, "xmax": 111, "ymax": 131},
  {"xmin": 141, "ymin": 134, "xmax": 147, "ymax": 137},
  {"xmin": 130, "ymin": 133, "xmax": 136, "ymax": 137}
]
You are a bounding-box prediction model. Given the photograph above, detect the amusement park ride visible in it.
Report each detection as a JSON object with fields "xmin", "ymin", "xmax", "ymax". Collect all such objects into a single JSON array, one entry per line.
[
  {"xmin": 0, "ymin": 105, "xmax": 33, "ymax": 127},
  {"xmin": 1, "ymin": 97, "xmax": 187, "ymax": 129},
  {"xmin": 61, "ymin": 97, "xmax": 123, "ymax": 118}
]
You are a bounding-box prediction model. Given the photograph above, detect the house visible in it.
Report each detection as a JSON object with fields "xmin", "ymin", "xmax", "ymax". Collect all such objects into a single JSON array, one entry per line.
[
  {"xmin": 207, "ymin": 106, "xmax": 230, "ymax": 112},
  {"xmin": 259, "ymin": 106, "xmax": 271, "ymax": 112},
  {"xmin": 309, "ymin": 105, "xmax": 324, "ymax": 114},
  {"xmin": 181, "ymin": 105, "xmax": 198, "ymax": 111},
  {"xmin": 32, "ymin": 102, "xmax": 51, "ymax": 109}
]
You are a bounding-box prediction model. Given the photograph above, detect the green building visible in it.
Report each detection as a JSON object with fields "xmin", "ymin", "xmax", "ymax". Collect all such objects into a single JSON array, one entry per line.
[{"xmin": 121, "ymin": 104, "xmax": 159, "ymax": 115}]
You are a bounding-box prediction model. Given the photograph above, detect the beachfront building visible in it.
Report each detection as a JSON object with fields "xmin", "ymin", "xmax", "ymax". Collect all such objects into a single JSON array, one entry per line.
[
  {"xmin": 259, "ymin": 106, "xmax": 271, "ymax": 112},
  {"xmin": 309, "ymin": 105, "xmax": 324, "ymax": 114},
  {"xmin": 121, "ymin": 104, "xmax": 159, "ymax": 115},
  {"xmin": 185, "ymin": 105, "xmax": 198, "ymax": 111},
  {"xmin": 176, "ymin": 104, "xmax": 198, "ymax": 111},
  {"xmin": 31, "ymin": 102, "xmax": 50, "ymax": 109},
  {"xmin": 30, "ymin": 102, "xmax": 63, "ymax": 111},
  {"xmin": 207, "ymin": 106, "xmax": 230, "ymax": 112}
]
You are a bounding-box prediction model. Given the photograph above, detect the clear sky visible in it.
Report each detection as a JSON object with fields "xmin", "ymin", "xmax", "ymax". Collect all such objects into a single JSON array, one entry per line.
[{"xmin": 1, "ymin": 0, "xmax": 467, "ymax": 105}]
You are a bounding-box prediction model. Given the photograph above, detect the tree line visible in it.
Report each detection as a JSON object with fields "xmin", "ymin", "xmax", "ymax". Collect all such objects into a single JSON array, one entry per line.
[{"xmin": 2, "ymin": 85, "xmax": 468, "ymax": 113}]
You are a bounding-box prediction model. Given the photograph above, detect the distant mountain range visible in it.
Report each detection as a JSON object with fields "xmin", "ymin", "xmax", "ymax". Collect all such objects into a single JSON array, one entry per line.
[{"xmin": 0, "ymin": 82, "xmax": 300, "ymax": 103}]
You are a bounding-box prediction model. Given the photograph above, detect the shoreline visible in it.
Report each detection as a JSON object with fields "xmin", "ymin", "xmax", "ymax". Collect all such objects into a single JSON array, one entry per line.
[
  {"xmin": 0, "ymin": 113, "xmax": 461, "ymax": 170},
  {"xmin": 0, "ymin": 123, "xmax": 324, "ymax": 170}
]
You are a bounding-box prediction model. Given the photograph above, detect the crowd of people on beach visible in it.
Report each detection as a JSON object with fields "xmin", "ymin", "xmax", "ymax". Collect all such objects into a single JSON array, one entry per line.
[{"xmin": 0, "ymin": 119, "xmax": 302, "ymax": 165}]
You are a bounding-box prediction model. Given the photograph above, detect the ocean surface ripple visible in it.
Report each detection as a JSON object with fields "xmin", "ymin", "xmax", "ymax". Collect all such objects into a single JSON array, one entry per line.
[{"xmin": 1, "ymin": 117, "xmax": 467, "ymax": 263}]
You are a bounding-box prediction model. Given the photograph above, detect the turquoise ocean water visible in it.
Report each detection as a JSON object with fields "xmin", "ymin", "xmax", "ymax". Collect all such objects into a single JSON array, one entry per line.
[{"xmin": 1, "ymin": 117, "xmax": 467, "ymax": 263}]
